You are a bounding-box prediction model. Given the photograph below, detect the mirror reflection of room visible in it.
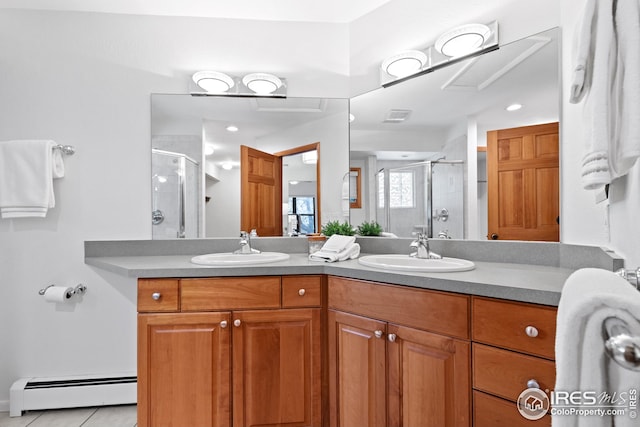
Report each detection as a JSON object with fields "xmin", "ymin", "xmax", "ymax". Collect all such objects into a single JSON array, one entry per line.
[
  {"xmin": 151, "ymin": 96, "xmax": 348, "ymax": 238},
  {"xmin": 349, "ymin": 28, "xmax": 559, "ymax": 241}
]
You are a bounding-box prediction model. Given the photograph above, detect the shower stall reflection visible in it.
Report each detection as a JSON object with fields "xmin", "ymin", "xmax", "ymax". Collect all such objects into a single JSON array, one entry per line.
[
  {"xmin": 376, "ymin": 160, "xmax": 464, "ymax": 238},
  {"xmin": 152, "ymin": 148, "xmax": 200, "ymax": 239}
]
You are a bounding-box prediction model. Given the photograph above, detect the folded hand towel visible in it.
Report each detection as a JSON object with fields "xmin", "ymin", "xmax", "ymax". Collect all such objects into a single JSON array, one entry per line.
[
  {"xmin": 320, "ymin": 234, "xmax": 356, "ymax": 253},
  {"xmin": 0, "ymin": 140, "xmax": 64, "ymax": 218},
  {"xmin": 554, "ymin": 268, "xmax": 640, "ymax": 427},
  {"xmin": 309, "ymin": 243, "xmax": 360, "ymax": 263}
]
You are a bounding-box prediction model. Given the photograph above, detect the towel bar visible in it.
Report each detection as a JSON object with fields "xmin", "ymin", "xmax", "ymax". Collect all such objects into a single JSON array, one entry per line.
[
  {"xmin": 615, "ymin": 268, "xmax": 640, "ymax": 289},
  {"xmin": 54, "ymin": 144, "xmax": 75, "ymax": 155},
  {"xmin": 603, "ymin": 317, "xmax": 640, "ymax": 371}
]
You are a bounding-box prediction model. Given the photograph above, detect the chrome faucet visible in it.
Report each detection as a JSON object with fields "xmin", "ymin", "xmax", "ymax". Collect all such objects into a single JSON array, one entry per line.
[
  {"xmin": 410, "ymin": 232, "xmax": 442, "ymax": 259},
  {"xmin": 234, "ymin": 230, "xmax": 261, "ymax": 254}
]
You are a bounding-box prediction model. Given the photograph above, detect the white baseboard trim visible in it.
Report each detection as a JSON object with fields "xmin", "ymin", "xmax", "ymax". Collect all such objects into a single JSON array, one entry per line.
[{"xmin": 0, "ymin": 400, "xmax": 10, "ymax": 412}]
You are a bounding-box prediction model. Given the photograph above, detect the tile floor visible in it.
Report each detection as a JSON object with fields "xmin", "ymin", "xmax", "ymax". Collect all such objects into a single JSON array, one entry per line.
[{"xmin": 0, "ymin": 405, "xmax": 137, "ymax": 427}]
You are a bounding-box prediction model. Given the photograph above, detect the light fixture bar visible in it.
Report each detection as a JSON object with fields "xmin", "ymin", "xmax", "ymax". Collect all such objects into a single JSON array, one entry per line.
[{"xmin": 190, "ymin": 71, "xmax": 287, "ymax": 98}]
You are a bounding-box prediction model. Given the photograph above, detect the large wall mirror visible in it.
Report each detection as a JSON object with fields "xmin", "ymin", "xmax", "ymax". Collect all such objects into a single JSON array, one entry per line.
[
  {"xmin": 151, "ymin": 95, "xmax": 349, "ymax": 238},
  {"xmin": 350, "ymin": 27, "xmax": 560, "ymax": 241}
]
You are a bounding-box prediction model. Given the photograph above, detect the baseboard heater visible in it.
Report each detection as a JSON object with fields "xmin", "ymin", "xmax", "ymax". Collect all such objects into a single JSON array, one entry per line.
[{"xmin": 9, "ymin": 374, "xmax": 136, "ymax": 417}]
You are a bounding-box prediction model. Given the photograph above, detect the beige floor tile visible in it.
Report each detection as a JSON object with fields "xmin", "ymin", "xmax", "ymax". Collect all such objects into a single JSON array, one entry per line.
[
  {"xmin": 24, "ymin": 407, "xmax": 96, "ymax": 427},
  {"xmin": 82, "ymin": 405, "xmax": 137, "ymax": 427},
  {"xmin": 0, "ymin": 411, "xmax": 44, "ymax": 427}
]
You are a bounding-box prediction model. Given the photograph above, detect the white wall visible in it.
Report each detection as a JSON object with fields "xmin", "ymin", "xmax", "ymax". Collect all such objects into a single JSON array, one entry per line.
[{"xmin": 0, "ymin": 9, "xmax": 348, "ymax": 407}]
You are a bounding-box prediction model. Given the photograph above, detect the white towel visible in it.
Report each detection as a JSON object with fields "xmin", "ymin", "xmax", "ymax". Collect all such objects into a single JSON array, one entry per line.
[
  {"xmin": 319, "ymin": 234, "xmax": 356, "ymax": 253},
  {"xmin": 554, "ymin": 268, "xmax": 640, "ymax": 427},
  {"xmin": 0, "ymin": 140, "xmax": 64, "ymax": 218},
  {"xmin": 571, "ymin": 0, "xmax": 640, "ymax": 190},
  {"xmin": 309, "ymin": 242, "xmax": 360, "ymax": 263}
]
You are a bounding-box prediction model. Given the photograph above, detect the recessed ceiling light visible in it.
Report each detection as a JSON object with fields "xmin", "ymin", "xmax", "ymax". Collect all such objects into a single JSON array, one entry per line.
[
  {"xmin": 435, "ymin": 23, "xmax": 492, "ymax": 58},
  {"xmin": 204, "ymin": 143, "xmax": 215, "ymax": 156},
  {"xmin": 242, "ymin": 73, "xmax": 283, "ymax": 94},
  {"xmin": 221, "ymin": 162, "xmax": 233, "ymax": 170},
  {"xmin": 192, "ymin": 71, "xmax": 234, "ymax": 93},
  {"xmin": 506, "ymin": 103, "xmax": 523, "ymax": 112},
  {"xmin": 381, "ymin": 50, "xmax": 428, "ymax": 78},
  {"xmin": 226, "ymin": 125, "xmax": 239, "ymax": 132}
]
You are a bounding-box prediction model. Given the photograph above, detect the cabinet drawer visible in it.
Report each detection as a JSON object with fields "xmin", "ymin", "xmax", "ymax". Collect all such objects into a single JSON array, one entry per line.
[
  {"xmin": 138, "ymin": 279, "xmax": 179, "ymax": 312},
  {"xmin": 282, "ymin": 275, "xmax": 321, "ymax": 308},
  {"xmin": 473, "ymin": 344, "xmax": 555, "ymax": 402},
  {"xmin": 181, "ymin": 277, "xmax": 281, "ymax": 311},
  {"xmin": 474, "ymin": 391, "xmax": 550, "ymax": 427},
  {"xmin": 328, "ymin": 276, "xmax": 469, "ymax": 339},
  {"xmin": 472, "ymin": 297, "xmax": 557, "ymax": 359}
]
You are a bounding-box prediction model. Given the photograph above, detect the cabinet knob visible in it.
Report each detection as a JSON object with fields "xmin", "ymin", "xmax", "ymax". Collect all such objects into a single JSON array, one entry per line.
[
  {"xmin": 525, "ymin": 325, "xmax": 539, "ymax": 338},
  {"xmin": 374, "ymin": 330, "xmax": 383, "ymax": 339},
  {"xmin": 220, "ymin": 320, "xmax": 228, "ymax": 329},
  {"xmin": 233, "ymin": 319, "xmax": 242, "ymax": 327},
  {"xmin": 298, "ymin": 288, "xmax": 306, "ymax": 296},
  {"xmin": 388, "ymin": 333, "xmax": 397, "ymax": 343},
  {"xmin": 151, "ymin": 292, "xmax": 161, "ymax": 301},
  {"xmin": 527, "ymin": 379, "xmax": 540, "ymax": 389}
]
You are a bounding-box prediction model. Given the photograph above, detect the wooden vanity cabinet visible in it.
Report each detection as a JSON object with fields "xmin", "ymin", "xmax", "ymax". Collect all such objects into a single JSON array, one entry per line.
[
  {"xmin": 472, "ymin": 297, "xmax": 557, "ymax": 427},
  {"xmin": 137, "ymin": 275, "xmax": 322, "ymax": 427},
  {"xmin": 327, "ymin": 276, "xmax": 471, "ymax": 427}
]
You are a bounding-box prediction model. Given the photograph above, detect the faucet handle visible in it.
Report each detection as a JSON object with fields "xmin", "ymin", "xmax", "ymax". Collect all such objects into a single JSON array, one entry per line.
[{"xmin": 239, "ymin": 230, "xmax": 248, "ymax": 238}]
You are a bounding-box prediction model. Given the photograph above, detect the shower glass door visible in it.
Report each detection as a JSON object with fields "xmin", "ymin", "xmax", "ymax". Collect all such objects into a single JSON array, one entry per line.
[{"xmin": 152, "ymin": 149, "xmax": 200, "ymax": 239}]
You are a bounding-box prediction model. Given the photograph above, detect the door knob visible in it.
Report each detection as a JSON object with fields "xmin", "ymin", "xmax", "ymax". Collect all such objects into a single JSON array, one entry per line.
[
  {"xmin": 525, "ymin": 326, "xmax": 539, "ymax": 337},
  {"xmin": 388, "ymin": 334, "xmax": 397, "ymax": 343},
  {"xmin": 490, "ymin": 233, "xmax": 499, "ymax": 240},
  {"xmin": 233, "ymin": 319, "xmax": 242, "ymax": 327},
  {"xmin": 374, "ymin": 330, "xmax": 383, "ymax": 339},
  {"xmin": 298, "ymin": 289, "xmax": 306, "ymax": 296},
  {"xmin": 220, "ymin": 320, "xmax": 228, "ymax": 328},
  {"xmin": 151, "ymin": 292, "xmax": 161, "ymax": 300}
]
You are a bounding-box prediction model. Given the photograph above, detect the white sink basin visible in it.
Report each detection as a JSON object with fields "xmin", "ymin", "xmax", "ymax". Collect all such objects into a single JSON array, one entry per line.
[
  {"xmin": 191, "ymin": 252, "xmax": 290, "ymax": 266},
  {"xmin": 358, "ymin": 254, "xmax": 475, "ymax": 272}
]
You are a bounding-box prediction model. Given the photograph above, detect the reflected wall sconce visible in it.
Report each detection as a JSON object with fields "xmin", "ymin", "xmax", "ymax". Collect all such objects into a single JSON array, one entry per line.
[
  {"xmin": 191, "ymin": 71, "xmax": 287, "ymax": 97},
  {"xmin": 380, "ymin": 20, "xmax": 498, "ymax": 87}
]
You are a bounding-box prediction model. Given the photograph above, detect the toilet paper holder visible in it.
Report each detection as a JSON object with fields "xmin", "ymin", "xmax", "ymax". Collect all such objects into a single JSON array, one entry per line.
[{"xmin": 38, "ymin": 284, "xmax": 87, "ymax": 297}]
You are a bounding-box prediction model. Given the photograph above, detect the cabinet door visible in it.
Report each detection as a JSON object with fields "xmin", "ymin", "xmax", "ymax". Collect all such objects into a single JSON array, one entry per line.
[
  {"xmin": 328, "ymin": 310, "xmax": 387, "ymax": 427},
  {"xmin": 387, "ymin": 324, "xmax": 470, "ymax": 427},
  {"xmin": 138, "ymin": 312, "xmax": 231, "ymax": 427},
  {"xmin": 232, "ymin": 308, "xmax": 321, "ymax": 427}
]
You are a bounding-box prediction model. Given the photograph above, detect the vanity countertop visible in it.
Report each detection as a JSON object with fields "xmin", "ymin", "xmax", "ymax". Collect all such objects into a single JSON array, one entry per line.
[
  {"xmin": 85, "ymin": 238, "xmax": 624, "ymax": 307},
  {"xmin": 85, "ymin": 252, "xmax": 575, "ymax": 306}
]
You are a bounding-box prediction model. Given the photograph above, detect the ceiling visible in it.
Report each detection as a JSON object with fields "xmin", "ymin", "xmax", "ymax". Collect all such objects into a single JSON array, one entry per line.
[{"xmin": 0, "ymin": 0, "xmax": 393, "ymax": 23}]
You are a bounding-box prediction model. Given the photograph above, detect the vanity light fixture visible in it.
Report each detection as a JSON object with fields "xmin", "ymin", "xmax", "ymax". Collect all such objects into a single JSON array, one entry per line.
[
  {"xmin": 435, "ymin": 23, "xmax": 492, "ymax": 58},
  {"xmin": 506, "ymin": 103, "xmax": 523, "ymax": 112},
  {"xmin": 302, "ymin": 151, "xmax": 318, "ymax": 165},
  {"xmin": 242, "ymin": 73, "xmax": 283, "ymax": 94},
  {"xmin": 192, "ymin": 71, "xmax": 235, "ymax": 93},
  {"xmin": 381, "ymin": 50, "xmax": 428, "ymax": 78},
  {"xmin": 226, "ymin": 125, "xmax": 239, "ymax": 132}
]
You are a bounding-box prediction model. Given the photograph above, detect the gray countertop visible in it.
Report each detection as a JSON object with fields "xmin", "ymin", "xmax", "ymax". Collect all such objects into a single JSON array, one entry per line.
[{"xmin": 85, "ymin": 252, "xmax": 576, "ymax": 306}]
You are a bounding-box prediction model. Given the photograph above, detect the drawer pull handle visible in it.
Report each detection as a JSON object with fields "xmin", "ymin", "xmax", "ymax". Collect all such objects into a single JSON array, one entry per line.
[
  {"xmin": 527, "ymin": 379, "xmax": 540, "ymax": 389},
  {"xmin": 525, "ymin": 326, "xmax": 539, "ymax": 338},
  {"xmin": 151, "ymin": 292, "xmax": 161, "ymax": 301},
  {"xmin": 220, "ymin": 320, "xmax": 228, "ymax": 329},
  {"xmin": 388, "ymin": 333, "xmax": 397, "ymax": 343},
  {"xmin": 233, "ymin": 319, "xmax": 242, "ymax": 328},
  {"xmin": 374, "ymin": 330, "xmax": 383, "ymax": 339},
  {"xmin": 298, "ymin": 288, "xmax": 306, "ymax": 296}
]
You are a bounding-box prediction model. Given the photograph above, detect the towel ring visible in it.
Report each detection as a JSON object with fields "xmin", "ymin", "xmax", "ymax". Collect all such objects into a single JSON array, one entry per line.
[{"xmin": 602, "ymin": 317, "xmax": 640, "ymax": 371}]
